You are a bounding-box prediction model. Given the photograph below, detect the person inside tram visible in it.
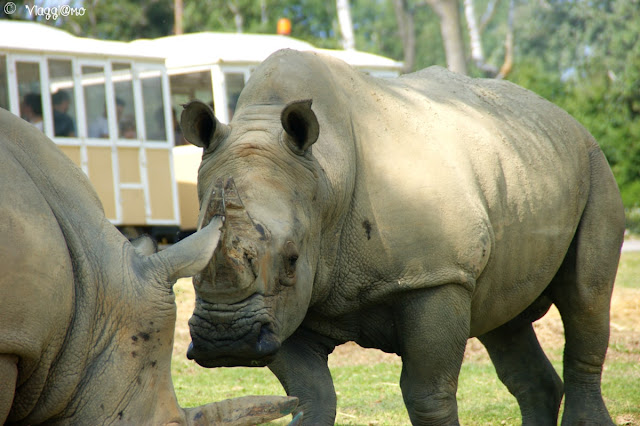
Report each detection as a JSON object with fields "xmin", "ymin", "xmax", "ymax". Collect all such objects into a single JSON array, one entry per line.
[
  {"xmin": 21, "ymin": 93, "xmax": 43, "ymax": 132},
  {"xmin": 119, "ymin": 115, "xmax": 137, "ymax": 139},
  {"xmin": 52, "ymin": 90, "xmax": 76, "ymax": 137},
  {"xmin": 89, "ymin": 97, "xmax": 124, "ymax": 138}
]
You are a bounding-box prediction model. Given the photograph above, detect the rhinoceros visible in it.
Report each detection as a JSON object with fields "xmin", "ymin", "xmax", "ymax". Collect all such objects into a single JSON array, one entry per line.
[
  {"xmin": 180, "ymin": 49, "xmax": 625, "ymax": 425},
  {"xmin": 0, "ymin": 107, "xmax": 299, "ymax": 425}
]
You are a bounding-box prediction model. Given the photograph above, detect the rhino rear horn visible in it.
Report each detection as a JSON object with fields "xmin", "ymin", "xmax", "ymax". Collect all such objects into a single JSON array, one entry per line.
[
  {"xmin": 146, "ymin": 216, "xmax": 225, "ymax": 285},
  {"xmin": 281, "ymin": 99, "xmax": 319, "ymax": 154},
  {"xmin": 181, "ymin": 100, "xmax": 229, "ymax": 150}
]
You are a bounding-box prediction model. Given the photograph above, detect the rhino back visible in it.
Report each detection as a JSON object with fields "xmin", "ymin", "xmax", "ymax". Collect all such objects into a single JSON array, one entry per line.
[
  {"xmin": 310, "ymin": 66, "xmax": 594, "ymax": 329},
  {"xmin": 0, "ymin": 108, "xmax": 122, "ymax": 422},
  {"xmin": 0, "ymin": 113, "xmax": 77, "ymax": 421}
]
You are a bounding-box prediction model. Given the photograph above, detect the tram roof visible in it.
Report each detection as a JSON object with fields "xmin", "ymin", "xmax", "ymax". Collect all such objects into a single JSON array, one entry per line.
[
  {"xmin": 0, "ymin": 20, "xmax": 165, "ymax": 62},
  {"xmin": 130, "ymin": 32, "xmax": 403, "ymax": 72},
  {"xmin": 0, "ymin": 21, "xmax": 402, "ymax": 72}
]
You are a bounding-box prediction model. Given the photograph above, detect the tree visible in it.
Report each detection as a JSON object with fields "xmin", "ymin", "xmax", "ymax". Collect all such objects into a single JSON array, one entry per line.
[
  {"xmin": 424, "ymin": 0, "xmax": 467, "ymax": 74},
  {"xmin": 511, "ymin": 0, "xmax": 640, "ymax": 213},
  {"xmin": 181, "ymin": 0, "xmax": 341, "ymax": 48},
  {"xmin": 391, "ymin": 0, "xmax": 466, "ymax": 74},
  {"xmin": 336, "ymin": 0, "xmax": 356, "ymax": 50},
  {"xmin": 463, "ymin": 0, "xmax": 514, "ymax": 78}
]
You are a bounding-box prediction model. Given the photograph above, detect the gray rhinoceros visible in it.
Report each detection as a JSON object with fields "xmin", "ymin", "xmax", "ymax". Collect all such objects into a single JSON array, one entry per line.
[
  {"xmin": 0, "ymin": 107, "xmax": 298, "ymax": 425},
  {"xmin": 180, "ymin": 49, "xmax": 625, "ymax": 425}
]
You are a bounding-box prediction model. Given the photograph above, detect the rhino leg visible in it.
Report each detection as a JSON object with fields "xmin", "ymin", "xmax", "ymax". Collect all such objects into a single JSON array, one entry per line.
[
  {"xmin": 479, "ymin": 323, "xmax": 563, "ymax": 424},
  {"xmin": 550, "ymin": 150, "xmax": 622, "ymax": 426},
  {"xmin": 268, "ymin": 328, "xmax": 338, "ymax": 425},
  {"xmin": 395, "ymin": 284, "xmax": 471, "ymax": 425},
  {"xmin": 0, "ymin": 354, "xmax": 18, "ymax": 424}
]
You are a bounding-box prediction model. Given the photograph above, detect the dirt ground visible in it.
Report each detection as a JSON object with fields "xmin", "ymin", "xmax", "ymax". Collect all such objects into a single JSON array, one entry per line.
[{"xmin": 173, "ymin": 281, "xmax": 639, "ymax": 367}]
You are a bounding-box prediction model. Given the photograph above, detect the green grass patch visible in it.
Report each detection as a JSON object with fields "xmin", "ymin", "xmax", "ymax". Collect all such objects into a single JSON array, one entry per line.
[
  {"xmin": 172, "ymin": 357, "xmax": 640, "ymax": 424},
  {"xmin": 616, "ymin": 251, "xmax": 640, "ymax": 288}
]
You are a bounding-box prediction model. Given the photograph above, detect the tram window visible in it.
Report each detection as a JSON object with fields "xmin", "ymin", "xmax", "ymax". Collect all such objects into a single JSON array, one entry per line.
[
  {"xmin": 169, "ymin": 71, "xmax": 213, "ymax": 145},
  {"xmin": 17, "ymin": 61, "xmax": 43, "ymax": 132},
  {"xmin": 83, "ymin": 65, "xmax": 109, "ymax": 139},
  {"xmin": 225, "ymin": 73, "xmax": 245, "ymax": 121},
  {"xmin": 0, "ymin": 55, "xmax": 8, "ymax": 110},
  {"xmin": 48, "ymin": 59, "xmax": 77, "ymax": 137},
  {"xmin": 141, "ymin": 72, "xmax": 167, "ymax": 141},
  {"xmin": 113, "ymin": 62, "xmax": 137, "ymax": 139}
]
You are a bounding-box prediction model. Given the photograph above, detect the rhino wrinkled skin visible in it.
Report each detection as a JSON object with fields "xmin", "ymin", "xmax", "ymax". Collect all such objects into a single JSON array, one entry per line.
[
  {"xmin": 182, "ymin": 49, "xmax": 624, "ymax": 425},
  {"xmin": 0, "ymin": 108, "xmax": 297, "ymax": 425}
]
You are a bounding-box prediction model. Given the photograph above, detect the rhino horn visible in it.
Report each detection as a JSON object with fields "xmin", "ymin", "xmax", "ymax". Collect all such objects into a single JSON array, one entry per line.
[
  {"xmin": 197, "ymin": 177, "xmax": 226, "ymax": 231},
  {"xmin": 183, "ymin": 395, "xmax": 299, "ymax": 425},
  {"xmin": 199, "ymin": 177, "xmax": 264, "ymax": 239},
  {"xmin": 144, "ymin": 216, "xmax": 225, "ymax": 286},
  {"xmin": 181, "ymin": 100, "xmax": 230, "ymax": 150},
  {"xmin": 221, "ymin": 177, "xmax": 262, "ymax": 236}
]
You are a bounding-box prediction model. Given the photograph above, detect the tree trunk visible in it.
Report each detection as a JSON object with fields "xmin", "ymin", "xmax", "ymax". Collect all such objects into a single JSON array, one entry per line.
[
  {"xmin": 336, "ymin": 0, "xmax": 356, "ymax": 50},
  {"xmin": 496, "ymin": 0, "xmax": 514, "ymax": 79},
  {"xmin": 425, "ymin": 0, "xmax": 467, "ymax": 75},
  {"xmin": 174, "ymin": 0, "xmax": 183, "ymax": 35},
  {"xmin": 227, "ymin": 1, "xmax": 244, "ymax": 33},
  {"xmin": 464, "ymin": 0, "xmax": 497, "ymax": 75},
  {"xmin": 392, "ymin": 0, "xmax": 416, "ymax": 73},
  {"xmin": 463, "ymin": 0, "xmax": 514, "ymax": 78}
]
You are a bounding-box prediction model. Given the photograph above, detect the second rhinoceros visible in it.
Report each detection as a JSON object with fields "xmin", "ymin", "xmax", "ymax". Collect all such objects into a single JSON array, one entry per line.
[
  {"xmin": 0, "ymin": 107, "xmax": 297, "ymax": 425},
  {"xmin": 180, "ymin": 49, "xmax": 625, "ymax": 425}
]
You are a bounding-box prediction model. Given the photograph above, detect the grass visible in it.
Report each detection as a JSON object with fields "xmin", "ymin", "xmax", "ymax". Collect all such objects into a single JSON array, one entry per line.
[
  {"xmin": 171, "ymin": 251, "xmax": 640, "ymax": 424},
  {"xmin": 615, "ymin": 250, "xmax": 640, "ymax": 289}
]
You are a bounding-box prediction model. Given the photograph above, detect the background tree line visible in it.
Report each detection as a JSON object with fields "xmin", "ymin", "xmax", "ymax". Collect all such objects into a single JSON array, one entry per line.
[{"xmin": 2, "ymin": 0, "xmax": 640, "ymax": 225}]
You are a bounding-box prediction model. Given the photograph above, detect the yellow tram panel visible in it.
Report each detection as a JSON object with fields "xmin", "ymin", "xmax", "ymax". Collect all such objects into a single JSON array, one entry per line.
[
  {"xmin": 147, "ymin": 148, "xmax": 177, "ymax": 222},
  {"xmin": 86, "ymin": 146, "xmax": 116, "ymax": 220}
]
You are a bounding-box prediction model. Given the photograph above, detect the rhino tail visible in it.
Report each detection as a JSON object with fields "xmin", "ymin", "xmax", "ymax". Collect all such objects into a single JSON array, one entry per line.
[{"xmin": 183, "ymin": 395, "xmax": 298, "ymax": 426}]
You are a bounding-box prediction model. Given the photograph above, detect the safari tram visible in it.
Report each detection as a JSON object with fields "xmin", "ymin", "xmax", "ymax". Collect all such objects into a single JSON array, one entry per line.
[{"xmin": 0, "ymin": 20, "xmax": 402, "ymax": 242}]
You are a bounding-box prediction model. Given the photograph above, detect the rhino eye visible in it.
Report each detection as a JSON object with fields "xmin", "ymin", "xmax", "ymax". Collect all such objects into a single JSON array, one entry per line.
[
  {"xmin": 281, "ymin": 241, "xmax": 299, "ymax": 282},
  {"xmin": 287, "ymin": 254, "xmax": 298, "ymax": 270}
]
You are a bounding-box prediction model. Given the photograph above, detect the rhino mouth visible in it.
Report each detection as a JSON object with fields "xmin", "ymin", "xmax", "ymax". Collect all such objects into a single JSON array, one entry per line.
[{"xmin": 187, "ymin": 294, "xmax": 281, "ymax": 367}]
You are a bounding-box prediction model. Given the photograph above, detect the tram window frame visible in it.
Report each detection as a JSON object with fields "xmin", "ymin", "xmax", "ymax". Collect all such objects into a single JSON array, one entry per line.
[
  {"xmin": 16, "ymin": 60, "xmax": 45, "ymax": 133},
  {"xmin": 223, "ymin": 71, "xmax": 246, "ymax": 122},
  {"xmin": 169, "ymin": 70, "xmax": 214, "ymax": 146},
  {"xmin": 82, "ymin": 63, "xmax": 111, "ymax": 140},
  {"xmin": 48, "ymin": 58, "xmax": 78, "ymax": 138},
  {"xmin": 0, "ymin": 55, "xmax": 8, "ymax": 111},
  {"xmin": 140, "ymin": 68, "xmax": 169, "ymax": 143},
  {"xmin": 112, "ymin": 62, "xmax": 138, "ymax": 140}
]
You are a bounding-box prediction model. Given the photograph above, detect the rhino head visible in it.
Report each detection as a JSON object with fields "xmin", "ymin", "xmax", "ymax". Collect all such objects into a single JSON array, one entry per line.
[{"xmin": 181, "ymin": 99, "xmax": 324, "ymax": 367}]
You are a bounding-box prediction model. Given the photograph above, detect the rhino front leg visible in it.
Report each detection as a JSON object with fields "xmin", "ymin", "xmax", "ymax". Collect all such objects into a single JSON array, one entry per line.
[
  {"xmin": 0, "ymin": 354, "xmax": 18, "ymax": 424},
  {"xmin": 395, "ymin": 284, "xmax": 471, "ymax": 425},
  {"xmin": 268, "ymin": 328, "xmax": 337, "ymax": 425}
]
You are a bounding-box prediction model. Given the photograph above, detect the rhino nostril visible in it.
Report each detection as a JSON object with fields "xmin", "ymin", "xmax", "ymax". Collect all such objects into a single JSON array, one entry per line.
[
  {"xmin": 244, "ymin": 251, "xmax": 258, "ymax": 277},
  {"xmin": 288, "ymin": 254, "xmax": 298, "ymax": 270},
  {"xmin": 255, "ymin": 325, "xmax": 281, "ymax": 356}
]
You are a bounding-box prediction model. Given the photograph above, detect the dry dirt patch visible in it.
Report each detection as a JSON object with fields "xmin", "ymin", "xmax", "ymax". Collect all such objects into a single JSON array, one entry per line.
[{"xmin": 173, "ymin": 281, "xmax": 640, "ymax": 366}]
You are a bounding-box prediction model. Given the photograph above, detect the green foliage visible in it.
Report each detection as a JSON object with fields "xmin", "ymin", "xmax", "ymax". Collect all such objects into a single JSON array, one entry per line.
[
  {"xmin": 55, "ymin": 0, "xmax": 173, "ymax": 40},
  {"xmin": 182, "ymin": 0, "xmax": 340, "ymax": 49},
  {"xmin": 511, "ymin": 0, "xmax": 640, "ymax": 211}
]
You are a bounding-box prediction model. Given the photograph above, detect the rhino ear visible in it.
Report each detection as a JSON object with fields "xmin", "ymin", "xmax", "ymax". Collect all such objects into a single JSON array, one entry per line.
[
  {"xmin": 181, "ymin": 100, "xmax": 229, "ymax": 150},
  {"xmin": 281, "ymin": 99, "xmax": 319, "ymax": 155}
]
